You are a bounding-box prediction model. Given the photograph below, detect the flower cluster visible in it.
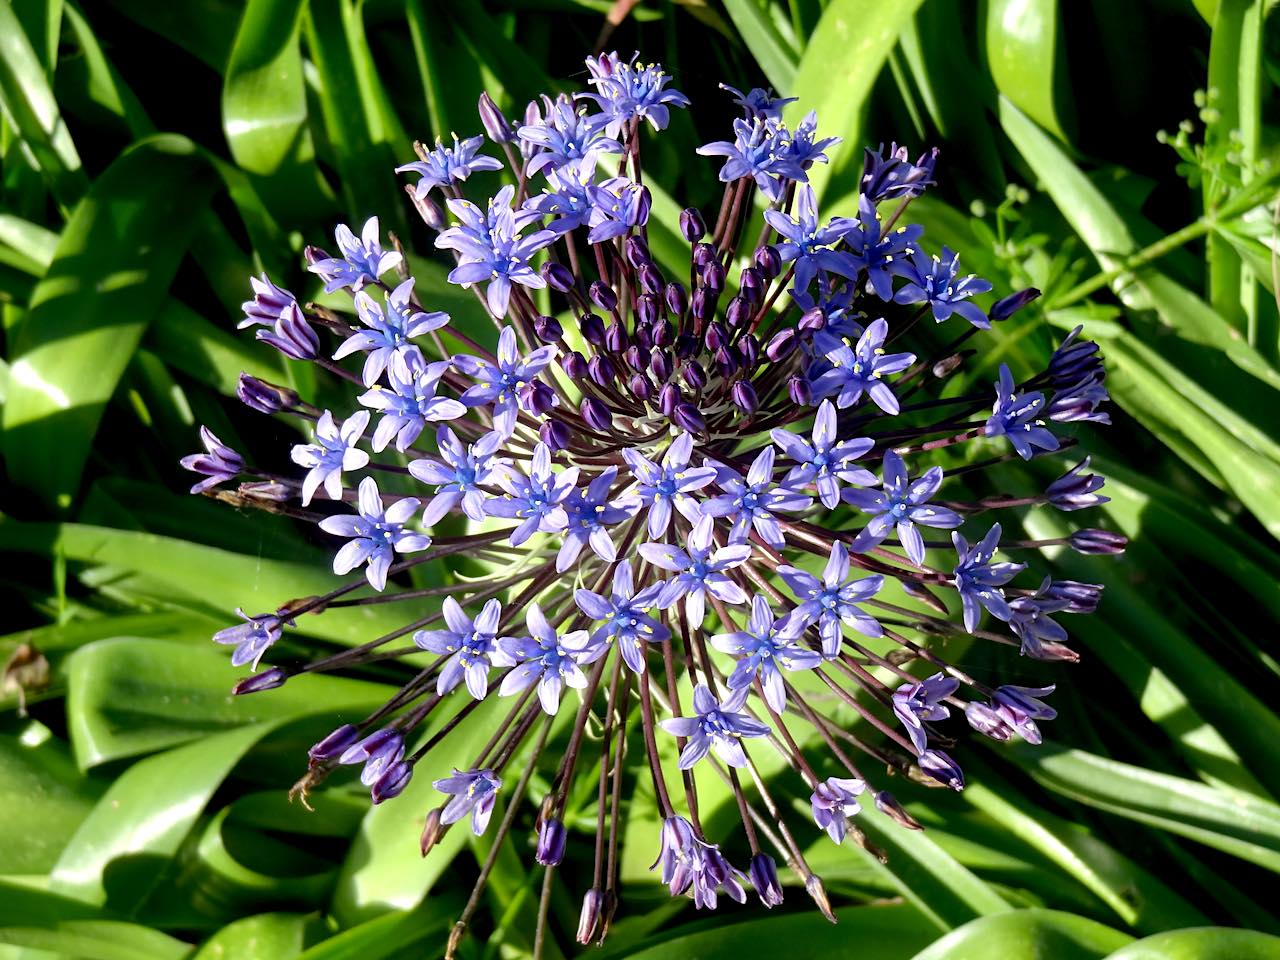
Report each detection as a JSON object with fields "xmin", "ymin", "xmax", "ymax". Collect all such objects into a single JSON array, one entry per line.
[{"xmin": 185, "ymin": 51, "xmax": 1123, "ymax": 953}]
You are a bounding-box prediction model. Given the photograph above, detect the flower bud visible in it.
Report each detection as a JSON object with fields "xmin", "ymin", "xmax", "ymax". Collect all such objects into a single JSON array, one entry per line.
[
  {"xmin": 690, "ymin": 286, "xmax": 716, "ymax": 321},
  {"xmin": 420, "ymin": 806, "xmax": 445, "ymax": 856},
  {"xmin": 604, "ymin": 322, "xmax": 627, "ymax": 354},
  {"xmin": 664, "ymin": 281, "xmax": 688, "ymax": 316},
  {"xmin": 309, "ymin": 724, "xmax": 360, "ymax": 764},
  {"xmin": 478, "ymin": 91, "xmax": 515, "ymax": 142},
  {"xmin": 237, "ymin": 374, "xmax": 298, "ymax": 414},
  {"xmin": 577, "ymin": 888, "xmax": 604, "ymax": 944},
  {"xmin": 658, "ymin": 383, "xmax": 681, "ymax": 416},
  {"xmin": 673, "ymin": 402, "xmax": 705, "ymax": 433},
  {"xmin": 623, "ymin": 345, "xmax": 644, "ymax": 373},
  {"xmin": 629, "ymin": 373, "xmax": 653, "ymax": 400},
  {"xmin": 256, "ymin": 303, "xmax": 320, "ymax": 361},
  {"xmin": 989, "ymin": 286, "xmax": 1040, "ymax": 321},
  {"xmin": 766, "ymin": 329, "xmax": 797, "ymax": 361},
  {"xmin": 590, "ymin": 280, "xmax": 618, "ymax": 313},
  {"xmin": 701, "ymin": 259, "xmax": 726, "ymax": 294},
  {"xmin": 1046, "ymin": 457, "xmax": 1107, "ymax": 512},
  {"xmin": 714, "ymin": 345, "xmax": 739, "ymax": 377},
  {"xmin": 749, "ymin": 853, "xmax": 784, "ymax": 907},
  {"xmin": 653, "ymin": 319, "xmax": 674, "ymax": 347},
  {"xmin": 788, "ymin": 375, "xmax": 812, "ymax": 406},
  {"xmin": 535, "ymin": 816, "xmax": 568, "ymax": 866},
  {"xmin": 932, "ymin": 353, "xmax": 965, "ymax": 378},
  {"xmin": 919, "ymin": 749, "xmax": 965, "ymax": 791},
  {"xmin": 533, "ymin": 314, "xmax": 563, "ymax": 343},
  {"xmin": 754, "ymin": 244, "xmax": 782, "ymax": 279},
  {"xmin": 232, "ymin": 667, "xmax": 287, "ymax": 695},
  {"xmin": 563, "ymin": 351, "xmax": 588, "ymax": 380},
  {"xmin": 633, "ymin": 322, "xmax": 653, "ymax": 352},
  {"xmin": 541, "ymin": 260, "xmax": 575, "ymax": 293},
  {"xmin": 725, "ymin": 295, "xmax": 750, "ymax": 328},
  {"xmin": 540, "ymin": 419, "xmax": 570, "ymax": 451},
  {"xmin": 649, "ymin": 350, "xmax": 672, "ymax": 382},
  {"xmin": 588, "ymin": 354, "xmax": 617, "ymax": 386},
  {"xmin": 580, "ymin": 313, "xmax": 606, "ymax": 346},
  {"xmin": 681, "ymin": 360, "xmax": 706, "ymax": 390},
  {"xmin": 638, "ymin": 263, "xmax": 664, "ymax": 295},
  {"xmin": 674, "ymin": 332, "xmax": 698, "ymax": 359},
  {"xmin": 636, "ymin": 293, "xmax": 659, "ymax": 327},
  {"xmin": 964, "ymin": 701, "xmax": 1014, "ymax": 741},
  {"xmin": 679, "ymin": 207, "xmax": 706, "ymax": 242},
  {"xmin": 519, "ymin": 380, "xmax": 556, "ymax": 416},
  {"xmin": 624, "ymin": 235, "xmax": 652, "ymax": 268},
  {"xmin": 692, "ymin": 241, "xmax": 716, "ymax": 267},
  {"xmin": 731, "ymin": 379, "xmax": 758, "ymax": 413},
  {"xmin": 406, "ymin": 189, "xmax": 447, "ymax": 230},
  {"xmin": 739, "ymin": 266, "xmax": 764, "ymax": 303},
  {"xmin": 581, "ymin": 396, "xmax": 613, "ymax": 432},
  {"xmin": 798, "ymin": 306, "xmax": 826, "ymax": 332},
  {"xmin": 1044, "ymin": 579, "xmax": 1103, "ymax": 615},
  {"xmin": 874, "ymin": 790, "xmax": 923, "ymax": 830},
  {"xmin": 371, "ymin": 760, "xmax": 413, "ymax": 803},
  {"xmin": 1068, "ymin": 528, "xmax": 1128, "ymax": 555},
  {"xmin": 239, "ymin": 481, "xmax": 292, "ymax": 502},
  {"xmin": 739, "ymin": 333, "xmax": 760, "ymax": 367},
  {"xmin": 704, "ymin": 321, "xmax": 726, "ymax": 351}
]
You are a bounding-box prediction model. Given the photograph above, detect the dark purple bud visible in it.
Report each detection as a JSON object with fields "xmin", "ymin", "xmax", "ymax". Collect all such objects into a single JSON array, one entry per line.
[
  {"xmin": 564, "ymin": 351, "xmax": 588, "ymax": 380},
  {"xmin": 739, "ymin": 266, "xmax": 764, "ymax": 304},
  {"xmin": 674, "ymin": 333, "xmax": 698, "ymax": 359},
  {"xmin": 577, "ymin": 889, "xmax": 604, "ymax": 945},
  {"xmin": 704, "ymin": 322, "xmax": 726, "ymax": 351},
  {"xmin": 874, "ymin": 791, "xmax": 923, "ymax": 830},
  {"xmin": 965, "ymin": 701, "xmax": 1015, "ymax": 741},
  {"xmin": 649, "ymin": 350, "xmax": 672, "ymax": 382},
  {"xmin": 919, "ymin": 749, "xmax": 965, "ymax": 791},
  {"xmin": 1068, "ymin": 528, "xmax": 1128, "ymax": 555},
  {"xmin": 680, "ymin": 207, "xmax": 706, "ymax": 242},
  {"xmin": 749, "ymin": 853, "xmax": 784, "ymax": 907},
  {"xmin": 309, "ymin": 724, "xmax": 360, "ymax": 764},
  {"xmin": 658, "ymin": 383, "xmax": 681, "ymax": 416},
  {"xmin": 533, "ymin": 314, "xmax": 563, "ymax": 343},
  {"xmin": 701, "ymin": 259, "xmax": 726, "ymax": 294},
  {"xmin": 766, "ymin": 329, "xmax": 797, "ymax": 361},
  {"xmin": 629, "ymin": 373, "xmax": 653, "ymax": 400},
  {"xmin": 478, "ymin": 91, "xmax": 515, "ymax": 143},
  {"xmin": 714, "ymin": 345, "xmax": 739, "ymax": 377},
  {"xmin": 725, "ymin": 296, "xmax": 750, "ymax": 328},
  {"xmin": 1044, "ymin": 579, "xmax": 1103, "ymax": 615},
  {"xmin": 788, "ymin": 375, "xmax": 812, "ymax": 406},
  {"xmin": 634, "ymin": 185, "xmax": 652, "ymax": 224},
  {"xmin": 519, "ymin": 380, "xmax": 556, "ymax": 416},
  {"xmin": 798, "ymin": 307, "xmax": 826, "ymax": 332},
  {"xmin": 371, "ymin": 761, "xmax": 413, "ymax": 803},
  {"xmin": 590, "ymin": 280, "xmax": 617, "ymax": 313},
  {"xmin": 754, "ymin": 244, "xmax": 782, "ymax": 279},
  {"xmin": 580, "ymin": 313, "xmax": 606, "ymax": 346},
  {"xmin": 681, "ymin": 360, "xmax": 706, "ymax": 390},
  {"xmin": 636, "ymin": 293, "xmax": 659, "ymax": 327},
  {"xmin": 664, "ymin": 281, "xmax": 688, "ymax": 316},
  {"xmin": 692, "ymin": 241, "xmax": 716, "ymax": 268},
  {"xmin": 731, "ymin": 379, "xmax": 758, "ymax": 413},
  {"xmin": 739, "ymin": 333, "xmax": 760, "ymax": 367},
  {"xmin": 581, "ymin": 396, "xmax": 613, "ymax": 432},
  {"xmin": 420, "ymin": 807, "xmax": 445, "ymax": 856},
  {"xmin": 1047, "ymin": 326, "xmax": 1103, "ymax": 387},
  {"xmin": 1046, "ymin": 457, "xmax": 1108, "ymax": 512},
  {"xmin": 588, "ymin": 354, "xmax": 617, "ymax": 386},
  {"xmin": 638, "ymin": 263, "xmax": 664, "ymax": 296},
  {"xmin": 989, "ymin": 286, "xmax": 1041, "ymax": 321},
  {"xmin": 653, "ymin": 319, "xmax": 674, "ymax": 347},
  {"xmin": 257, "ymin": 303, "xmax": 320, "ymax": 360},
  {"xmin": 536, "ymin": 817, "xmax": 567, "ymax": 866},
  {"xmin": 623, "ymin": 345, "xmax": 644, "ymax": 372},
  {"xmin": 690, "ymin": 287, "xmax": 715, "ymax": 321},
  {"xmin": 541, "ymin": 260, "xmax": 575, "ymax": 293},
  {"xmin": 540, "ymin": 419, "xmax": 570, "ymax": 451},
  {"xmin": 633, "ymin": 322, "xmax": 654, "ymax": 352},
  {"xmin": 624, "ymin": 235, "xmax": 651, "ymax": 268},
  {"xmin": 605, "ymin": 321, "xmax": 629, "ymax": 353},
  {"xmin": 233, "ymin": 667, "xmax": 287, "ymax": 695},
  {"xmin": 237, "ymin": 374, "xmax": 297, "ymax": 414},
  {"xmin": 673, "ymin": 402, "xmax": 705, "ymax": 433}
]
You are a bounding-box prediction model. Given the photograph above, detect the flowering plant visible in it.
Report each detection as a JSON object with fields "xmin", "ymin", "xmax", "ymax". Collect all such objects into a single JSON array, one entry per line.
[{"xmin": 185, "ymin": 52, "xmax": 1122, "ymax": 953}]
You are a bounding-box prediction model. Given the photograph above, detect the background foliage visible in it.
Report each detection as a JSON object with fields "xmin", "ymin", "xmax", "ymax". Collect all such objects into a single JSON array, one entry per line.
[{"xmin": 2, "ymin": 0, "xmax": 1279, "ymax": 957}]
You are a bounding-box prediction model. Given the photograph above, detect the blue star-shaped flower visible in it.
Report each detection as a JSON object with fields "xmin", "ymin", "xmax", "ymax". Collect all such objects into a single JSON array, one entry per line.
[
  {"xmin": 810, "ymin": 320, "xmax": 916, "ymax": 415},
  {"xmin": 893, "ymin": 246, "xmax": 992, "ymax": 328},
  {"xmin": 659, "ymin": 683, "xmax": 770, "ymax": 769},
  {"xmin": 985, "ymin": 363, "xmax": 1060, "ymax": 460},
  {"xmin": 318, "ymin": 477, "xmax": 431, "ymax": 591},
  {"xmin": 776, "ymin": 541, "xmax": 883, "ymax": 657},
  {"xmin": 770, "ymin": 399, "xmax": 876, "ymax": 509},
  {"xmin": 710, "ymin": 595, "xmax": 822, "ymax": 713},
  {"xmin": 638, "ymin": 515, "xmax": 752, "ymax": 628},
  {"xmin": 574, "ymin": 559, "xmax": 669, "ymax": 673},
  {"xmin": 702, "ymin": 446, "xmax": 813, "ymax": 548},
  {"xmin": 842, "ymin": 449, "xmax": 962, "ymax": 565},
  {"xmin": 952, "ymin": 523, "xmax": 1026, "ymax": 633}
]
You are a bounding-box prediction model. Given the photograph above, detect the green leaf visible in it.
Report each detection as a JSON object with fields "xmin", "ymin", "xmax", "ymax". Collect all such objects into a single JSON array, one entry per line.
[
  {"xmin": 0, "ymin": 0, "xmax": 87, "ymax": 208},
  {"xmin": 721, "ymin": 0, "xmax": 798, "ymax": 93},
  {"xmin": 1, "ymin": 135, "xmax": 217, "ymax": 510},
  {"xmin": 907, "ymin": 909, "xmax": 1133, "ymax": 960},
  {"xmin": 788, "ymin": 0, "xmax": 926, "ymax": 204},
  {"xmin": 66, "ymin": 637, "xmax": 393, "ymax": 767},
  {"xmin": 294, "ymin": 906, "xmax": 454, "ymax": 960},
  {"xmin": 985, "ymin": 0, "xmax": 1071, "ymax": 142},
  {"xmin": 192, "ymin": 913, "xmax": 311, "ymax": 960},
  {"xmin": 1015, "ymin": 745, "xmax": 1280, "ymax": 872},
  {"xmin": 0, "ymin": 921, "xmax": 190, "ymax": 960},
  {"xmin": 613, "ymin": 904, "xmax": 933, "ymax": 960},
  {"xmin": 1103, "ymin": 928, "xmax": 1280, "ymax": 960}
]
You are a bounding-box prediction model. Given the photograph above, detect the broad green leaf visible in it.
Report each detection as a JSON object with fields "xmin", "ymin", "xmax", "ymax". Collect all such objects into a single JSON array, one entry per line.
[
  {"xmin": 1015, "ymin": 745, "xmax": 1280, "ymax": 873},
  {"xmin": 48, "ymin": 723, "xmax": 278, "ymax": 909},
  {"xmin": 617, "ymin": 903, "xmax": 935, "ymax": 960},
  {"xmin": 0, "ymin": 1, "xmax": 86, "ymax": 208},
  {"xmin": 0, "ymin": 214, "xmax": 57, "ymax": 269},
  {"xmin": 721, "ymin": 0, "xmax": 799, "ymax": 93},
  {"xmin": 788, "ymin": 0, "xmax": 926, "ymax": 204},
  {"xmin": 0, "ymin": 921, "xmax": 190, "ymax": 960},
  {"xmin": 0, "ymin": 881, "xmax": 101, "ymax": 925},
  {"xmin": 192, "ymin": 913, "xmax": 311, "ymax": 960},
  {"xmin": 66, "ymin": 637, "xmax": 394, "ymax": 767},
  {"xmin": 145, "ymin": 298, "xmax": 285, "ymax": 395},
  {"xmin": 908, "ymin": 909, "xmax": 1133, "ymax": 960},
  {"xmin": 105, "ymin": 0, "xmax": 241, "ymax": 70},
  {"xmin": 986, "ymin": 0, "xmax": 1071, "ymax": 141},
  {"xmin": 1104, "ymin": 928, "xmax": 1280, "ymax": 959},
  {"xmin": 1, "ymin": 135, "xmax": 217, "ymax": 510},
  {"xmin": 294, "ymin": 906, "xmax": 454, "ymax": 960}
]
